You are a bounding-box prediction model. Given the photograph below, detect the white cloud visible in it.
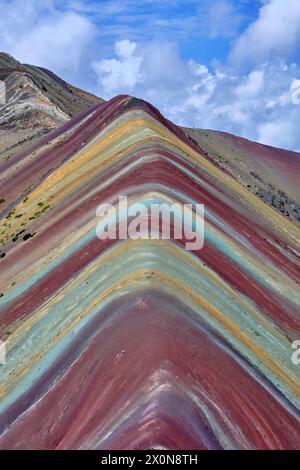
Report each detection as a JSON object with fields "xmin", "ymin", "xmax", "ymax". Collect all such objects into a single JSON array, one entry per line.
[
  {"xmin": 92, "ymin": 40, "xmax": 190, "ymax": 103},
  {"xmin": 258, "ymin": 117, "xmax": 300, "ymax": 150},
  {"xmin": 93, "ymin": 40, "xmax": 142, "ymax": 92},
  {"xmin": 93, "ymin": 40, "xmax": 300, "ymax": 150},
  {"xmin": 290, "ymin": 79, "xmax": 300, "ymax": 104},
  {"xmin": 235, "ymin": 70, "xmax": 264, "ymax": 98},
  {"xmin": 201, "ymin": 0, "xmax": 244, "ymax": 38},
  {"xmin": 230, "ymin": 0, "xmax": 300, "ymax": 66},
  {"xmin": 0, "ymin": 0, "xmax": 97, "ymax": 80}
]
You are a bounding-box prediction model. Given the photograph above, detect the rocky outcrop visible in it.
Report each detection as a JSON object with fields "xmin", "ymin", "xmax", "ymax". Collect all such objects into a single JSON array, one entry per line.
[{"xmin": 0, "ymin": 52, "xmax": 103, "ymax": 159}]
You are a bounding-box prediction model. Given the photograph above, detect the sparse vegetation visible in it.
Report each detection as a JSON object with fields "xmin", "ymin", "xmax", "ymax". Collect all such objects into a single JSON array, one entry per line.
[{"xmin": 23, "ymin": 232, "xmax": 37, "ymax": 241}]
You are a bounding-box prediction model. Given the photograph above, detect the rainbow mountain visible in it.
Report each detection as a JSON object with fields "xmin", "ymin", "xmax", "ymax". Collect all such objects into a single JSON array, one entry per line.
[{"xmin": 0, "ymin": 65, "xmax": 300, "ymax": 449}]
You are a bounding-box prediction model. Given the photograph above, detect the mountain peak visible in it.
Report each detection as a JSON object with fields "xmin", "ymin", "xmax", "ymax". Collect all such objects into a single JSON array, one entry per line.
[{"xmin": 0, "ymin": 52, "xmax": 20, "ymax": 67}]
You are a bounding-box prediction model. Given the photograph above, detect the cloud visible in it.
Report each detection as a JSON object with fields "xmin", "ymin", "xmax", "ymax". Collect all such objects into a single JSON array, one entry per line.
[
  {"xmin": 94, "ymin": 40, "xmax": 142, "ymax": 92},
  {"xmin": 200, "ymin": 0, "xmax": 244, "ymax": 38},
  {"xmin": 230, "ymin": 0, "xmax": 300, "ymax": 67},
  {"xmin": 93, "ymin": 39, "xmax": 300, "ymax": 150},
  {"xmin": 92, "ymin": 39, "xmax": 196, "ymax": 120},
  {"xmin": 90, "ymin": 1, "xmax": 300, "ymax": 151},
  {"xmin": 0, "ymin": 0, "xmax": 97, "ymax": 83},
  {"xmin": 258, "ymin": 117, "xmax": 300, "ymax": 150},
  {"xmin": 290, "ymin": 79, "xmax": 300, "ymax": 104}
]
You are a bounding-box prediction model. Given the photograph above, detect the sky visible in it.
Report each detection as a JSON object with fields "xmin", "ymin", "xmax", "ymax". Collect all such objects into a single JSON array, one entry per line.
[{"xmin": 1, "ymin": 0, "xmax": 300, "ymax": 150}]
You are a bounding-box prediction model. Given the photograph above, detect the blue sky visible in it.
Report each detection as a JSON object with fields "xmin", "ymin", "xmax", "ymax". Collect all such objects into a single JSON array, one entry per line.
[
  {"xmin": 1, "ymin": 0, "xmax": 300, "ymax": 150},
  {"xmin": 78, "ymin": 0, "xmax": 262, "ymax": 64}
]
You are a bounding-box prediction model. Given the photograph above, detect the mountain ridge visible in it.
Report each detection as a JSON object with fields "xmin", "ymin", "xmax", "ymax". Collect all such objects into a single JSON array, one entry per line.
[
  {"xmin": 1, "ymin": 53, "xmax": 299, "ymax": 223},
  {"xmin": 0, "ymin": 58, "xmax": 299, "ymax": 450}
]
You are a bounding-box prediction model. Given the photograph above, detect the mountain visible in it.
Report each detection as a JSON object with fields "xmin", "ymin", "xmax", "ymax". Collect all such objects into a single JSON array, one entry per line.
[
  {"xmin": 0, "ymin": 52, "xmax": 103, "ymax": 160},
  {"xmin": 184, "ymin": 127, "xmax": 300, "ymax": 224},
  {"xmin": 1, "ymin": 52, "xmax": 298, "ymax": 224},
  {"xmin": 0, "ymin": 59, "xmax": 299, "ymax": 450}
]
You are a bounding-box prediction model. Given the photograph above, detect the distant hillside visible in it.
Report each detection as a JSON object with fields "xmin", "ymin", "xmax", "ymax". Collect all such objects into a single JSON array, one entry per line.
[
  {"xmin": 0, "ymin": 52, "xmax": 103, "ymax": 158},
  {"xmin": 184, "ymin": 128, "xmax": 300, "ymax": 224}
]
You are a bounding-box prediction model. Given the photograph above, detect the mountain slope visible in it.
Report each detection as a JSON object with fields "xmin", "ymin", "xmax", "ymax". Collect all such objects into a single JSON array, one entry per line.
[
  {"xmin": 0, "ymin": 52, "xmax": 103, "ymax": 159},
  {"xmin": 184, "ymin": 128, "xmax": 300, "ymax": 224},
  {"xmin": 0, "ymin": 95, "xmax": 299, "ymax": 449}
]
